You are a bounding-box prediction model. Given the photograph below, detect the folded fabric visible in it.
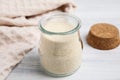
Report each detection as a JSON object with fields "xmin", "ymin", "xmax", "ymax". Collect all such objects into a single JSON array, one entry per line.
[
  {"xmin": 0, "ymin": 0, "xmax": 76, "ymax": 26},
  {"xmin": 0, "ymin": 27, "xmax": 40, "ymax": 80},
  {"xmin": 0, "ymin": 0, "xmax": 76, "ymax": 80}
]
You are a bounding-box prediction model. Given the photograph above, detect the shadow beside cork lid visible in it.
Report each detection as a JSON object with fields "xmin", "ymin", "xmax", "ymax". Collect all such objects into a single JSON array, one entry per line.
[{"xmin": 87, "ymin": 23, "xmax": 120, "ymax": 50}]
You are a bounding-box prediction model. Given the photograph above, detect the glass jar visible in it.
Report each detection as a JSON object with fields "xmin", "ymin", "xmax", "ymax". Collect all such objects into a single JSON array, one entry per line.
[{"xmin": 38, "ymin": 13, "xmax": 83, "ymax": 77}]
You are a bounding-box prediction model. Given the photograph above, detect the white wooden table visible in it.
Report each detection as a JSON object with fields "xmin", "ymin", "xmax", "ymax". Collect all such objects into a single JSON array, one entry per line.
[{"xmin": 7, "ymin": 0, "xmax": 120, "ymax": 80}]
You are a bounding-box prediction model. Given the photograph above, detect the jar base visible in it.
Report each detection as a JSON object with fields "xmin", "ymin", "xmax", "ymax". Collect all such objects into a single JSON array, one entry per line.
[{"xmin": 41, "ymin": 65, "xmax": 81, "ymax": 77}]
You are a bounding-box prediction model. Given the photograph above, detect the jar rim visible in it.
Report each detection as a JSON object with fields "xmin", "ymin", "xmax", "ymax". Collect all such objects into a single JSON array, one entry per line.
[{"xmin": 38, "ymin": 12, "xmax": 81, "ymax": 35}]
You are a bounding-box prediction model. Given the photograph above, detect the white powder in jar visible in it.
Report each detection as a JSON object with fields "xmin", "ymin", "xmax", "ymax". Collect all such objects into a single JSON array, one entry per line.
[{"xmin": 39, "ymin": 20, "xmax": 82, "ymax": 75}]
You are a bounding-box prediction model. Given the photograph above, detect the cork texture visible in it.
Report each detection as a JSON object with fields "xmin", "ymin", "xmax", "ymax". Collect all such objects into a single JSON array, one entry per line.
[{"xmin": 87, "ymin": 23, "xmax": 120, "ymax": 50}]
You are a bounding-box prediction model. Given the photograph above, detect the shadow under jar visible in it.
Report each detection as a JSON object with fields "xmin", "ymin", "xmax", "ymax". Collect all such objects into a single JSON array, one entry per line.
[{"xmin": 38, "ymin": 13, "xmax": 83, "ymax": 77}]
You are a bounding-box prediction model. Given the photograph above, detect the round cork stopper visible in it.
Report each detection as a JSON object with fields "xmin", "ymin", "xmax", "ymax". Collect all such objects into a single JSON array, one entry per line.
[{"xmin": 87, "ymin": 23, "xmax": 120, "ymax": 50}]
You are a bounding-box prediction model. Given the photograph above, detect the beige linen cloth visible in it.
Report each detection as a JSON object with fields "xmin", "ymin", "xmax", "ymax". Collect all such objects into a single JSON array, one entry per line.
[{"xmin": 0, "ymin": 0, "xmax": 76, "ymax": 80}]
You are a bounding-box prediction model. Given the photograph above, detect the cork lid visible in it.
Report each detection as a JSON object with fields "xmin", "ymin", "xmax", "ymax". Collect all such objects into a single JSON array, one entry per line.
[{"xmin": 87, "ymin": 23, "xmax": 120, "ymax": 50}]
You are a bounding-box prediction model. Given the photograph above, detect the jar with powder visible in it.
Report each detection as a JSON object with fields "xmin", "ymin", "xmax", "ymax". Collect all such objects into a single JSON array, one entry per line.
[{"xmin": 38, "ymin": 13, "xmax": 83, "ymax": 77}]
